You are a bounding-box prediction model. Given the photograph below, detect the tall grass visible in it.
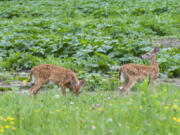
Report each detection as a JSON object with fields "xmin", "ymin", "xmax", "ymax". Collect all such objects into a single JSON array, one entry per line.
[{"xmin": 0, "ymin": 83, "xmax": 179, "ymax": 135}]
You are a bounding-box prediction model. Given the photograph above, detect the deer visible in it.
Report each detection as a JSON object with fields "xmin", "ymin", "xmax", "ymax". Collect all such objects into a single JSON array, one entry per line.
[
  {"xmin": 29, "ymin": 64, "xmax": 85, "ymax": 96},
  {"xmin": 118, "ymin": 47, "xmax": 159, "ymax": 95}
]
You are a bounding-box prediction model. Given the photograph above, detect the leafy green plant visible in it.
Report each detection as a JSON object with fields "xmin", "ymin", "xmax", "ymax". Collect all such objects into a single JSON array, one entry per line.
[
  {"xmin": 0, "ymin": 0, "xmax": 179, "ymax": 77},
  {"xmin": 0, "ymin": 52, "xmax": 42, "ymax": 71},
  {"xmin": 157, "ymin": 47, "xmax": 180, "ymax": 77}
]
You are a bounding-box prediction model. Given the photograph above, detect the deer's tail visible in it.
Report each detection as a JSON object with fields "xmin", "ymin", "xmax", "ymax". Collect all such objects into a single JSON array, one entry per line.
[{"xmin": 119, "ymin": 68, "xmax": 125, "ymax": 82}]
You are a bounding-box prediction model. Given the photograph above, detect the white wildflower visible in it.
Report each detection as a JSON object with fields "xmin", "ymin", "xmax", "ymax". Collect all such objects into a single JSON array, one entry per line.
[
  {"xmin": 54, "ymin": 94, "xmax": 60, "ymax": 99},
  {"xmin": 70, "ymin": 101, "xmax": 74, "ymax": 105},
  {"xmin": 92, "ymin": 125, "xmax": 96, "ymax": 130},
  {"xmin": 108, "ymin": 118, "xmax": 113, "ymax": 122},
  {"xmin": 117, "ymin": 123, "xmax": 122, "ymax": 127}
]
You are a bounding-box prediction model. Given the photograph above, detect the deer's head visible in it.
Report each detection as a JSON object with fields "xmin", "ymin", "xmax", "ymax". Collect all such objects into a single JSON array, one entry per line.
[
  {"xmin": 140, "ymin": 47, "xmax": 159, "ymax": 60},
  {"xmin": 70, "ymin": 79, "xmax": 85, "ymax": 94}
]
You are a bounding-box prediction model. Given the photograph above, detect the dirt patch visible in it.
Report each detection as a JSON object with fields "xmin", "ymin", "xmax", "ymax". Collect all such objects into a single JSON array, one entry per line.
[
  {"xmin": 158, "ymin": 78, "xmax": 180, "ymax": 88},
  {"xmin": 152, "ymin": 38, "xmax": 180, "ymax": 48},
  {"xmin": 0, "ymin": 71, "xmax": 31, "ymax": 93}
]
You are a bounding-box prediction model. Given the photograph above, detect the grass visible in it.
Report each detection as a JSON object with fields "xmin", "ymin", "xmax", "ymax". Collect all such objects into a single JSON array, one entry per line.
[
  {"xmin": 0, "ymin": 83, "xmax": 180, "ymax": 135},
  {"xmin": 0, "ymin": 0, "xmax": 180, "ymax": 134}
]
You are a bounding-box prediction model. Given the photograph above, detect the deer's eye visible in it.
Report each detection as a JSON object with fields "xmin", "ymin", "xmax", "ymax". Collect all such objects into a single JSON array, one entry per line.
[{"xmin": 146, "ymin": 54, "xmax": 150, "ymax": 56}]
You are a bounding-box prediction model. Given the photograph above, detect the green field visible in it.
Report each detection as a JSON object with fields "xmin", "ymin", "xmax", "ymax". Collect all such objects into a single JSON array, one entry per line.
[
  {"xmin": 0, "ymin": 0, "xmax": 180, "ymax": 134},
  {"xmin": 0, "ymin": 84, "xmax": 180, "ymax": 135}
]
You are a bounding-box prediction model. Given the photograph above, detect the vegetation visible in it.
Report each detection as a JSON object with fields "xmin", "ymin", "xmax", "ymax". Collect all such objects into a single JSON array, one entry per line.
[
  {"xmin": 0, "ymin": 0, "xmax": 179, "ymax": 77},
  {"xmin": 0, "ymin": 0, "xmax": 180, "ymax": 134},
  {"xmin": 0, "ymin": 83, "xmax": 180, "ymax": 135}
]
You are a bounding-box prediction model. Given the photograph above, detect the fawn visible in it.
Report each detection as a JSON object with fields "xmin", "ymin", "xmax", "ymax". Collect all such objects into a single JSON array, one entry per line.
[
  {"xmin": 29, "ymin": 64, "xmax": 85, "ymax": 96},
  {"xmin": 118, "ymin": 47, "xmax": 159, "ymax": 95}
]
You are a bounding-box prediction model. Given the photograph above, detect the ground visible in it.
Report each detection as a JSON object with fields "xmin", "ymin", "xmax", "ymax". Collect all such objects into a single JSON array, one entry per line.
[{"xmin": 152, "ymin": 38, "xmax": 180, "ymax": 48}]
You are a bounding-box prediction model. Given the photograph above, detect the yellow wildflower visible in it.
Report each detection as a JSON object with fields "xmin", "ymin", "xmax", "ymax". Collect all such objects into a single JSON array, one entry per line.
[
  {"xmin": 0, "ymin": 129, "xmax": 4, "ymax": 132},
  {"xmin": 136, "ymin": 126, "xmax": 139, "ymax": 129},
  {"xmin": 176, "ymin": 118, "xmax": 180, "ymax": 123},
  {"xmin": 173, "ymin": 117, "xmax": 177, "ymax": 121},
  {"xmin": 139, "ymin": 105, "xmax": 143, "ymax": 110},
  {"xmin": 98, "ymin": 107, "xmax": 103, "ymax": 111},
  {"xmin": 10, "ymin": 121, "xmax": 14, "ymax": 125},
  {"xmin": 7, "ymin": 116, "xmax": 15, "ymax": 120},
  {"xmin": 56, "ymin": 109, "xmax": 60, "ymax": 112},
  {"xmin": 5, "ymin": 125, "xmax": 9, "ymax": 128},
  {"xmin": 173, "ymin": 105, "xmax": 178, "ymax": 109},
  {"xmin": 35, "ymin": 109, "xmax": 40, "ymax": 113},
  {"xmin": 23, "ymin": 80, "xmax": 27, "ymax": 86}
]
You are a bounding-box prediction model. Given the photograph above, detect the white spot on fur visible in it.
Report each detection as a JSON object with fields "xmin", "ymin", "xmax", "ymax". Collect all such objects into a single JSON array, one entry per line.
[
  {"xmin": 120, "ymin": 72, "xmax": 125, "ymax": 82},
  {"xmin": 119, "ymin": 86, "xmax": 123, "ymax": 89}
]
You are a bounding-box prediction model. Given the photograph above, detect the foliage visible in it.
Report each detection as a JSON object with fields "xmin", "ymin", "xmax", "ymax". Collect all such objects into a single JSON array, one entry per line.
[
  {"xmin": 0, "ymin": 52, "xmax": 42, "ymax": 70},
  {"xmin": 0, "ymin": 1, "xmax": 179, "ymax": 134},
  {"xmin": 0, "ymin": 0, "xmax": 180, "ymax": 77},
  {"xmin": 157, "ymin": 47, "xmax": 180, "ymax": 78},
  {"xmin": 0, "ymin": 84, "xmax": 180, "ymax": 134}
]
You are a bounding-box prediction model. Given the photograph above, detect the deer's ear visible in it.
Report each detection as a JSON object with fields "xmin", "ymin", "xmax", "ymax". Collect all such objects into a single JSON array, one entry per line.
[
  {"xmin": 154, "ymin": 47, "xmax": 159, "ymax": 53},
  {"xmin": 70, "ymin": 80, "xmax": 75, "ymax": 86},
  {"xmin": 80, "ymin": 79, "xmax": 85, "ymax": 86}
]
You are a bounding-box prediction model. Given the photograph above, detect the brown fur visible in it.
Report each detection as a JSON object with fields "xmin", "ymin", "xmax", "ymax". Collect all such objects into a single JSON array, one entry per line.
[
  {"xmin": 29, "ymin": 64, "xmax": 85, "ymax": 96},
  {"xmin": 118, "ymin": 47, "xmax": 159, "ymax": 95}
]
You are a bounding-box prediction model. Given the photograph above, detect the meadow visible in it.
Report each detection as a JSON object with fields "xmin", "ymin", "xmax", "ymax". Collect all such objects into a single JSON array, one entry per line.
[
  {"xmin": 0, "ymin": 0, "xmax": 180, "ymax": 134},
  {"xmin": 0, "ymin": 83, "xmax": 180, "ymax": 135}
]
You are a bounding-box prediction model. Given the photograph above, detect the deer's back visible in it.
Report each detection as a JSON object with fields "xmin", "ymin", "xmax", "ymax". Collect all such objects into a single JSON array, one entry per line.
[
  {"xmin": 31, "ymin": 64, "xmax": 78, "ymax": 83},
  {"xmin": 120, "ymin": 63, "xmax": 158, "ymax": 79}
]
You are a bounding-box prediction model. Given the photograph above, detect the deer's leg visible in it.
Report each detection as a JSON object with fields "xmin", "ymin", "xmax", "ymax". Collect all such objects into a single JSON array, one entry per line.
[
  {"xmin": 29, "ymin": 82, "xmax": 38, "ymax": 95},
  {"xmin": 118, "ymin": 81, "xmax": 128, "ymax": 96},
  {"xmin": 147, "ymin": 75, "xmax": 152, "ymax": 93},
  {"xmin": 29, "ymin": 83, "xmax": 42, "ymax": 95},
  {"xmin": 151, "ymin": 78, "xmax": 156, "ymax": 93},
  {"xmin": 123, "ymin": 79, "xmax": 135, "ymax": 95},
  {"xmin": 29, "ymin": 79, "xmax": 48, "ymax": 96},
  {"xmin": 149, "ymin": 75, "xmax": 156, "ymax": 93},
  {"xmin": 59, "ymin": 84, "xmax": 66, "ymax": 96}
]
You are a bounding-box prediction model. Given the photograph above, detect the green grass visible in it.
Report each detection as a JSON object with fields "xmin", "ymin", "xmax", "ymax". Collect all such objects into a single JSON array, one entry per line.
[
  {"xmin": 0, "ymin": 0, "xmax": 180, "ymax": 134},
  {"xmin": 0, "ymin": 83, "xmax": 180, "ymax": 135}
]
